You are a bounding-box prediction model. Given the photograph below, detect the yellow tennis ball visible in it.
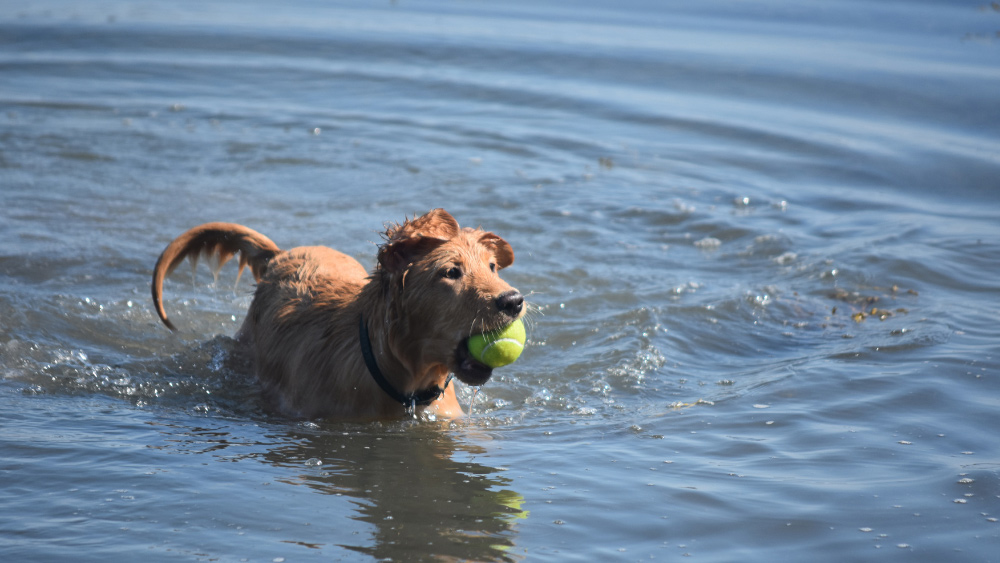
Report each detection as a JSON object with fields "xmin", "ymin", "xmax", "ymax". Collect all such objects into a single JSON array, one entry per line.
[{"xmin": 467, "ymin": 319, "xmax": 526, "ymax": 368}]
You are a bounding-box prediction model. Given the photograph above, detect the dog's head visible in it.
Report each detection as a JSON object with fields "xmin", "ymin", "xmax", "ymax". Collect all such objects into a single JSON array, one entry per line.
[{"xmin": 377, "ymin": 209, "xmax": 524, "ymax": 387}]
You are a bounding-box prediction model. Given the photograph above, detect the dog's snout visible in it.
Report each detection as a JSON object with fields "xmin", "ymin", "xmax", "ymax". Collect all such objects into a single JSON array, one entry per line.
[{"xmin": 496, "ymin": 290, "xmax": 524, "ymax": 316}]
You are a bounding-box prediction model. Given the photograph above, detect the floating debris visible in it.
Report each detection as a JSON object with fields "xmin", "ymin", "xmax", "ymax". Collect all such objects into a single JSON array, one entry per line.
[{"xmin": 829, "ymin": 285, "xmax": 917, "ymax": 324}]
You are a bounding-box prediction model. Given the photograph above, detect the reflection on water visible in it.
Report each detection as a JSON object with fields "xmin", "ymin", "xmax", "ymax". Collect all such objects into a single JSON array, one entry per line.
[
  {"xmin": 266, "ymin": 425, "xmax": 524, "ymax": 561},
  {"xmin": 144, "ymin": 416, "xmax": 527, "ymax": 562}
]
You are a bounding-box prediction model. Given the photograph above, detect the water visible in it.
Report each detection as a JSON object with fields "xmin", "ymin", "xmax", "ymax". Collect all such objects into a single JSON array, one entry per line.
[{"xmin": 2, "ymin": 0, "xmax": 999, "ymax": 560}]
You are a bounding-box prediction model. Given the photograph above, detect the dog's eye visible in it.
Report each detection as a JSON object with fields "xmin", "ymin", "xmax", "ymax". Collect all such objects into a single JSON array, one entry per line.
[
  {"xmin": 444, "ymin": 267, "xmax": 463, "ymax": 280},
  {"xmin": 489, "ymin": 262, "xmax": 497, "ymax": 273}
]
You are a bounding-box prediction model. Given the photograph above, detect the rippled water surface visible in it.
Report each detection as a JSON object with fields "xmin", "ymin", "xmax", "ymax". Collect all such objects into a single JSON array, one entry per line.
[{"xmin": 2, "ymin": 0, "xmax": 1000, "ymax": 561}]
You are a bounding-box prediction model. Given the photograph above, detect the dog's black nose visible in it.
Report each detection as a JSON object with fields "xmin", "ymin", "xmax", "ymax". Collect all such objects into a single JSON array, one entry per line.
[{"xmin": 496, "ymin": 290, "xmax": 524, "ymax": 316}]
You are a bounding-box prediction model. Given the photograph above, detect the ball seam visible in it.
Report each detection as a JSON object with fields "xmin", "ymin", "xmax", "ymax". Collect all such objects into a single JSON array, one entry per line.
[{"xmin": 480, "ymin": 338, "xmax": 524, "ymax": 362}]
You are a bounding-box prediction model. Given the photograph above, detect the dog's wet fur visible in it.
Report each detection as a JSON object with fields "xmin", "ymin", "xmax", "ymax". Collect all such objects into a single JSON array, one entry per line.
[{"xmin": 151, "ymin": 209, "xmax": 524, "ymax": 419}]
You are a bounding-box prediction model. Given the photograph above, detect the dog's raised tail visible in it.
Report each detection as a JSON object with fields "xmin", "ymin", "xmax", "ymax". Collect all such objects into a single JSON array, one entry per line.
[{"xmin": 151, "ymin": 222, "xmax": 281, "ymax": 331}]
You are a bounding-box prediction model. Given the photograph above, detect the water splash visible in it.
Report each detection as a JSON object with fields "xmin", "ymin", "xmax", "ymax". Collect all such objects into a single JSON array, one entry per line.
[{"xmin": 470, "ymin": 387, "xmax": 481, "ymax": 418}]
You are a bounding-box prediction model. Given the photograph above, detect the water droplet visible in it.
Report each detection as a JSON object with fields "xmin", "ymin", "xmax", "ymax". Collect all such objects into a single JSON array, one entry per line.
[
  {"xmin": 773, "ymin": 252, "xmax": 796, "ymax": 265},
  {"xmin": 694, "ymin": 237, "xmax": 721, "ymax": 250},
  {"xmin": 471, "ymin": 388, "xmax": 480, "ymax": 417}
]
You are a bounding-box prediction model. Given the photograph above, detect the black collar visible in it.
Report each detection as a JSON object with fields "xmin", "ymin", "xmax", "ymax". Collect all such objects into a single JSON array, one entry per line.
[{"xmin": 358, "ymin": 315, "xmax": 452, "ymax": 410}]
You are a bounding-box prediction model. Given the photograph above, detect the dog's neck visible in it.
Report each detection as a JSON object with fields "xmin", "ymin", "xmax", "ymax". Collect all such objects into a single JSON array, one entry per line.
[
  {"xmin": 352, "ymin": 277, "xmax": 454, "ymax": 410},
  {"xmin": 358, "ymin": 314, "xmax": 452, "ymax": 409}
]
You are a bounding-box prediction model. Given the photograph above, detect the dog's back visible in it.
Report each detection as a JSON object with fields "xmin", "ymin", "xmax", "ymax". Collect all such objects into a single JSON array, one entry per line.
[{"xmin": 237, "ymin": 246, "xmax": 380, "ymax": 418}]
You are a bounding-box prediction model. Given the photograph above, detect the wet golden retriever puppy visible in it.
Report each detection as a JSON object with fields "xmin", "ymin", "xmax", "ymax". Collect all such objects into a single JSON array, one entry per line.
[{"xmin": 151, "ymin": 209, "xmax": 525, "ymax": 419}]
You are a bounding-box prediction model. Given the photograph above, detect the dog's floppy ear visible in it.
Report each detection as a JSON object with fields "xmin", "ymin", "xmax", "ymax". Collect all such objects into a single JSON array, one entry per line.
[
  {"xmin": 378, "ymin": 209, "xmax": 461, "ymax": 273},
  {"xmin": 479, "ymin": 231, "xmax": 514, "ymax": 269},
  {"xmin": 400, "ymin": 208, "xmax": 461, "ymax": 240}
]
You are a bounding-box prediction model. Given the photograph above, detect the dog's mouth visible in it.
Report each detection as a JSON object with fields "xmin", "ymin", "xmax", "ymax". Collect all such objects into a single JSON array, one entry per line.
[{"xmin": 454, "ymin": 339, "xmax": 493, "ymax": 386}]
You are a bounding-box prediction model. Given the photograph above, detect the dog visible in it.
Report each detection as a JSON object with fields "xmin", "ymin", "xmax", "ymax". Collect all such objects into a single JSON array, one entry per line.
[{"xmin": 151, "ymin": 209, "xmax": 525, "ymax": 420}]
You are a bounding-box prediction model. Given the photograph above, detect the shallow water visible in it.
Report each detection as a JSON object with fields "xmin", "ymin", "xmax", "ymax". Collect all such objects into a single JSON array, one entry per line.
[{"xmin": 2, "ymin": 0, "xmax": 1000, "ymax": 560}]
